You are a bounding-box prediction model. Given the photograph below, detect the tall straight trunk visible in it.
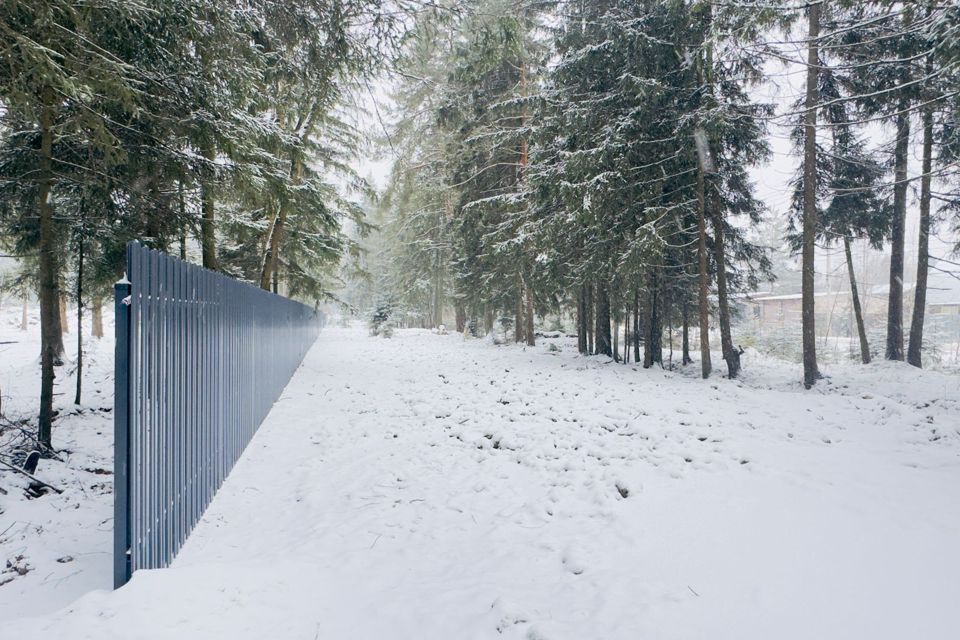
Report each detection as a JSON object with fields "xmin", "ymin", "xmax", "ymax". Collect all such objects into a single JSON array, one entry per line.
[
  {"xmin": 483, "ymin": 305, "xmax": 494, "ymax": 336},
  {"xmin": 844, "ymin": 236, "xmax": 870, "ymax": 364},
  {"xmin": 75, "ymin": 237, "xmax": 83, "ymax": 405},
  {"xmin": 455, "ymin": 304, "xmax": 467, "ymax": 333},
  {"xmin": 696, "ymin": 162, "xmax": 712, "ymax": 379},
  {"xmin": 200, "ymin": 144, "xmax": 218, "ymax": 271},
  {"xmin": 644, "ymin": 273, "xmax": 662, "ymax": 368},
  {"xmin": 886, "ymin": 103, "xmax": 910, "ymax": 360},
  {"xmin": 37, "ymin": 85, "xmax": 61, "ymax": 449},
  {"xmin": 272, "ymin": 267, "xmax": 279, "ymax": 294},
  {"xmin": 21, "ymin": 297, "xmax": 28, "ymax": 331},
  {"xmin": 709, "ymin": 169, "xmax": 739, "ymax": 378},
  {"xmin": 577, "ymin": 286, "xmax": 588, "ymax": 354},
  {"xmin": 92, "ymin": 298, "xmax": 104, "ymax": 339},
  {"xmin": 514, "ymin": 288, "xmax": 523, "ymax": 343},
  {"xmin": 682, "ymin": 298, "xmax": 692, "ymax": 365},
  {"xmin": 594, "ymin": 284, "xmax": 612, "ymax": 356},
  {"xmin": 801, "ymin": 2, "xmax": 821, "ymax": 389},
  {"xmin": 624, "ymin": 306, "xmax": 630, "ymax": 364},
  {"xmin": 908, "ymin": 86, "xmax": 934, "ymax": 368},
  {"xmin": 432, "ymin": 254, "xmax": 443, "ymax": 329},
  {"xmin": 612, "ymin": 311, "xmax": 620, "ymax": 363},
  {"xmin": 524, "ymin": 280, "xmax": 535, "ymax": 347},
  {"xmin": 586, "ymin": 284, "xmax": 594, "ymax": 354},
  {"xmin": 633, "ymin": 290, "xmax": 641, "ymax": 364}
]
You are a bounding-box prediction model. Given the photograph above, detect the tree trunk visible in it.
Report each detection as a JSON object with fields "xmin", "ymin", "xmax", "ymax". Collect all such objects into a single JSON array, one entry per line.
[
  {"xmin": 75, "ymin": 237, "xmax": 83, "ymax": 405},
  {"xmin": 594, "ymin": 284, "xmax": 612, "ymax": 356},
  {"xmin": 908, "ymin": 82, "xmax": 934, "ymax": 368},
  {"xmin": 886, "ymin": 103, "xmax": 910, "ymax": 361},
  {"xmin": 801, "ymin": 2, "xmax": 821, "ymax": 388},
  {"xmin": 455, "ymin": 304, "xmax": 467, "ymax": 333},
  {"xmin": 21, "ymin": 297, "xmax": 28, "ymax": 331},
  {"xmin": 37, "ymin": 85, "xmax": 61, "ymax": 450},
  {"xmin": 92, "ymin": 298, "xmax": 104, "ymax": 339},
  {"xmin": 200, "ymin": 144, "xmax": 218, "ymax": 271},
  {"xmin": 710, "ymin": 166, "xmax": 739, "ymax": 378},
  {"xmin": 586, "ymin": 284, "xmax": 594, "ymax": 354},
  {"xmin": 524, "ymin": 280, "xmax": 535, "ymax": 347},
  {"xmin": 432, "ymin": 253, "xmax": 443, "ymax": 329},
  {"xmin": 696, "ymin": 161, "xmax": 712, "ymax": 378},
  {"xmin": 844, "ymin": 235, "xmax": 870, "ymax": 364},
  {"xmin": 260, "ymin": 203, "xmax": 288, "ymax": 290},
  {"xmin": 633, "ymin": 290, "xmax": 641, "ymax": 364},
  {"xmin": 624, "ymin": 306, "xmax": 631, "ymax": 364},
  {"xmin": 577, "ymin": 286, "xmax": 588, "ymax": 354},
  {"xmin": 514, "ymin": 288, "xmax": 523, "ymax": 343},
  {"xmin": 682, "ymin": 298, "xmax": 692, "ymax": 365},
  {"xmin": 644, "ymin": 273, "xmax": 662, "ymax": 368}
]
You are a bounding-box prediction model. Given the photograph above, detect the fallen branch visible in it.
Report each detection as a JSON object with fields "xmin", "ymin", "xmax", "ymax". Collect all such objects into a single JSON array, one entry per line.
[{"xmin": 0, "ymin": 457, "xmax": 63, "ymax": 494}]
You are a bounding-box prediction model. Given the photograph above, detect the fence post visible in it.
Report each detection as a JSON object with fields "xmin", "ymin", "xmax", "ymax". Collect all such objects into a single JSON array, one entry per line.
[{"xmin": 113, "ymin": 275, "xmax": 132, "ymax": 588}]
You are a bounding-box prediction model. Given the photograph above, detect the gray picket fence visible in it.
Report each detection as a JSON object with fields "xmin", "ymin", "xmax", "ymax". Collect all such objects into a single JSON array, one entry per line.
[{"xmin": 113, "ymin": 242, "xmax": 318, "ymax": 587}]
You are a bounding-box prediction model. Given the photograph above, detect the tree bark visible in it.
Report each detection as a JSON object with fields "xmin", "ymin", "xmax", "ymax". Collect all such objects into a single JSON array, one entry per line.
[
  {"xmin": 908, "ymin": 81, "xmax": 934, "ymax": 368},
  {"xmin": 75, "ymin": 237, "xmax": 83, "ymax": 405},
  {"xmin": 577, "ymin": 286, "xmax": 588, "ymax": 354},
  {"xmin": 200, "ymin": 144, "xmax": 218, "ymax": 271},
  {"xmin": 37, "ymin": 85, "xmax": 61, "ymax": 449},
  {"xmin": 455, "ymin": 304, "xmax": 467, "ymax": 333},
  {"xmin": 682, "ymin": 298, "xmax": 692, "ymax": 365},
  {"xmin": 633, "ymin": 290, "xmax": 641, "ymax": 364},
  {"xmin": 514, "ymin": 287, "xmax": 523, "ymax": 343},
  {"xmin": 801, "ymin": 2, "xmax": 821, "ymax": 388},
  {"xmin": 644, "ymin": 272, "xmax": 662, "ymax": 368},
  {"xmin": 586, "ymin": 284, "xmax": 594, "ymax": 354},
  {"xmin": 844, "ymin": 235, "xmax": 870, "ymax": 364},
  {"xmin": 696, "ymin": 161, "xmax": 712, "ymax": 379},
  {"xmin": 709, "ymin": 163, "xmax": 739, "ymax": 378},
  {"xmin": 594, "ymin": 284, "xmax": 612, "ymax": 356},
  {"xmin": 886, "ymin": 103, "xmax": 909, "ymax": 361},
  {"xmin": 524, "ymin": 279, "xmax": 535, "ymax": 347},
  {"xmin": 624, "ymin": 305, "xmax": 631, "ymax": 364}
]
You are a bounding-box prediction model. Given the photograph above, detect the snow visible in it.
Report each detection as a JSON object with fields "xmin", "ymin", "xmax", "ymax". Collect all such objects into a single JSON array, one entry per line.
[
  {"xmin": 3, "ymin": 317, "xmax": 960, "ymax": 639},
  {"xmin": 0, "ymin": 304, "xmax": 115, "ymax": 618}
]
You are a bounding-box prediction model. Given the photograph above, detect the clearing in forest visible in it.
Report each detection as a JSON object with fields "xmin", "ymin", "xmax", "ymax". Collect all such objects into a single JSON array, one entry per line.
[{"xmin": 6, "ymin": 327, "xmax": 960, "ymax": 639}]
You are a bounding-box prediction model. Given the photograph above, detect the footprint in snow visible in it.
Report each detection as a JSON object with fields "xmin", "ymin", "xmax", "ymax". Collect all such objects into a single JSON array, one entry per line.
[{"xmin": 562, "ymin": 552, "xmax": 586, "ymax": 575}]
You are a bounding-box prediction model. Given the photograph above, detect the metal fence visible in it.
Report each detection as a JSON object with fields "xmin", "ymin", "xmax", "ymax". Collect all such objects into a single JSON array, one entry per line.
[{"xmin": 113, "ymin": 242, "xmax": 319, "ymax": 587}]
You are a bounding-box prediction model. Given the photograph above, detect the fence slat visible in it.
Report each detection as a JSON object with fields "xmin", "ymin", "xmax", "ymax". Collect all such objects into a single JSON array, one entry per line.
[{"xmin": 113, "ymin": 242, "xmax": 319, "ymax": 587}]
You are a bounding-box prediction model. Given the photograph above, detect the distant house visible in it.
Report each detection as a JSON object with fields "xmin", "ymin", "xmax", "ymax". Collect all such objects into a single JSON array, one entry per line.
[
  {"xmin": 925, "ymin": 259, "xmax": 960, "ymax": 316},
  {"xmin": 742, "ymin": 258, "xmax": 960, "ymax": 339},
  {"xmin": 746, "ymin": 290, "xmax": 846, "ymax": 334}
]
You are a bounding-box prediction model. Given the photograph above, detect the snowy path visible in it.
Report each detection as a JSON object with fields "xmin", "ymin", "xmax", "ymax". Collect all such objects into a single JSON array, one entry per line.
[{"xmin": 9, "ymin": 327, "xmax": 960, "ymax": 639}]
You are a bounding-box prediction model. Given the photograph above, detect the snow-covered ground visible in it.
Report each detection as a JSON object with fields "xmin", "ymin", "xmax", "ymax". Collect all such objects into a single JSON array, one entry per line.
[
  {"xmin": 3, "ymin": 317, "xmax": 960, "ymax": 639},
  {"xmin": 0, "ymin": 304, "xmax": 115, "ymax": 619}
]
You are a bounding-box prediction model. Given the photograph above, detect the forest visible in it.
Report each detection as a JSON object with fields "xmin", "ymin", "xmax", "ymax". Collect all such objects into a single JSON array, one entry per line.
[
  {"xmin": 352, "ymin": 0, "xmax": 960, "ymax": 386},
  {"xmin": 2, "ymin": 0, "xmax": 960, "ymax": 450}
]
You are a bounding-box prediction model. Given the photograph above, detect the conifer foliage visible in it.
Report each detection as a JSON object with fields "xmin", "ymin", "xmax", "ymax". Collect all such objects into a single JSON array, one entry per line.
[
  {"xmin": 374, "ymin": 0, "xmax": 960, "ymax": 386},
  {"xmin": 0, "ymin": 0, "xmax": 400, "ymax": 448}
]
